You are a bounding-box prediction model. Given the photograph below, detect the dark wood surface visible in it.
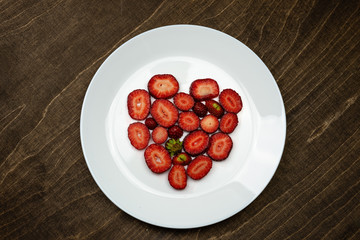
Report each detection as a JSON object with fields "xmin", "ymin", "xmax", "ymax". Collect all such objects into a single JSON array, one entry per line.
[{"xmin": 1, "ymin": 0, "xmax": 359, "ymax": 239}]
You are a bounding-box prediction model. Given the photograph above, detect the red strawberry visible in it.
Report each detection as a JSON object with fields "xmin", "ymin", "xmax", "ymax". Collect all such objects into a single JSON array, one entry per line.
[
  {"xmin": 187, "ymin": 155, "xmax": 212, "ymax": 180},
  {"xmin": 219, "ymin": 89, "xmax": 243, "ymax": 113},
  {"xmin": 174, "ymin": 92, "xmax": 195, "ymax": 111},
  {"xmin": 219, "ymin": 113, "xmax": 238, "ymax": 133},
  {"xmin": 207, "ymin": 133, "xmax": 233, "ymax": 161},
  {"xmin": 144, "ymin": 144, "xmax": 172, "ymax": 173},
  {"xmin": 152, "ymin": 126, "xmax": 168, "ymax": 144},
  {"xmin": 178, "ymin": 112, "xmax": 200, "ymax": 132},
  {"xmin": 192, "ymin": 102, "xmax": 208, "ymax": 117},
  {"xmin": 150, "ymin": 99, "xmax": 178, "ymax": 128},
  {"xmin": 183, "ymin": 130, "xmax": 210, "ymax": 156},
  {"xmin": 200, "ymin": 115, "xmax": 219, "ymax": 133},
  {"xmin": 168, "ymin": 165, "xmax": 187, "ymax": 190},
  {"xmin": 205, "ymin": 100, "xmax": 224, "ymax": 118},
  {"xmin": 168, "ymin": 125, "xmax": 183, "ymax": 139},
  {"xmin": 172, "ymin": 152, "xmax": 192, "ymax": 165},
  {"xmin": 148, "ymin": 74, "xmax": 179, "ymax": 99},
  {"xmin": 128, "ymin": 122, "xmax": 150, "ymax": 150},
  {"xmin": 145, "ymin": 117, "xmax": 157, "ymax": 130},
  {"xmin": 190, "ymin": 78, "xmax": 219, "ymax": 101},
  {"xmin": 127, "ymin": 89, "xmax": 150, "ymax": 120}
]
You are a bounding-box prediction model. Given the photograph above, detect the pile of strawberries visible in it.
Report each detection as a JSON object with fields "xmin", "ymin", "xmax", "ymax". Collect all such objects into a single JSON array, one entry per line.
[{"xmin": 127, "ymin": 74, "xmax": 242, "ymax": 190}]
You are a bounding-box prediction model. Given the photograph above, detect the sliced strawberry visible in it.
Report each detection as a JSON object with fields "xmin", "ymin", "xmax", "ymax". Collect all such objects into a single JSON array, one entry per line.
[
  {"xmin": 220, "ymin": 113, "xmax": 238, "ymax": 133},
  {"xmin": 219, "ymin": 89, "xmax": 243, "ymax": 113},
  {"xmin": 207, "ymin": 133, "xmax": 233, "ymax": 161},
  {"xmin": 168, "ymin": 125, "xmax": 183, "ymax": 139},
  {"xmin": 187, "ymin": 155, "xmax": 212, "ymax": 180},
  {"xmin": 174, "ymin": 92, "xmax": 195, "ymax": 111},
  {"xmin": 183, "ymin": 130, "xmax": 210, "ymax": 156},
  {"xmin": 152, "ymin": 126, "xmax": 168, "ymax": 144},
  {"xmin": 127, "ymin": 89, "xmax": 150, "ymax": 120},
  {"xmin": 150, "ymin": 99, "xmax": 178, "ymax": 128},
  {"xmin": 205, "ymin": 100, "xmax": 224, "ymax": 118},
  {"xmin": 145, "ymin": 117, "xmax": 157, "ymax": 130},
  {"xmin": 190, "ymin": 78, "xmax": 219, "ymax": 101},
  {"xmin": 200, "ymin": 115, "xmax": 219, "ymax": 133},
  {"xmin": 148, "ymin": 74, "xmax": 179, "ymax": 99},
  {"xmin": 192, "ymin": 102, "xmax": 207, "ymax": 117},
  {"xmin": 178, "ymin": 112, "xmax": 200, "ymax": 132},
  {"xmin": 168, "ymin": 165, "xmax": 187, "ymax": 190},
  {"xmin": 128, "ymin": 122, "xmax": 150, "ymax": 150},
  {"xmin": 173, "ymin": 152, "xmax": 192, "ymax": 165},
  {"xmin": 144, "ymin": 144, "xmax": 172, "ymax": 173}
]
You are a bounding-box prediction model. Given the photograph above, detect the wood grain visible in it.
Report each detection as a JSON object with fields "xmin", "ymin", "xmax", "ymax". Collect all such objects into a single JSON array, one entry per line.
[{"xmin": 1, "ymin": 0, "xmax": 359, "ymax": 239}]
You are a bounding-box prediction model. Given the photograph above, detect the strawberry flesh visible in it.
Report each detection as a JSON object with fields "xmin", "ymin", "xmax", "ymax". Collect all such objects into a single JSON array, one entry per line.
[
  {"xmin": 190, "ymin": 79, "xmax": 219, "ymax": 101},
  {"xmin": 219, "ymin": 89, "xmax": 243, "ymax": 113},
  {"xmin": 183, "ymin": 130, "xmax": 209, "ymax": 156},
  {"xmin": 178, "ymin": 111, "xmax": 200, "ymax": 132},
  {"xmin": 144, "ymin": 144, "xmax": 172, "ymax": 173},
  {"xmin": 200, "ymin": 115, "xmax": 219, "ymax": 133},
  {"xmin": 150, "ymin": 99, "xmax": 178, "ymax": 128},
  {"xmin": 168, "ymin": 165, "xmax": 187, "ymax": 190},
  {"xmin": 152, "ymin": 126, "xmax": 168, "ymax": 144},
  {"xmin": 187, "ymin": 155, "xmax": 212, "ymax": 180},
  {"xmin": 148, "ymin": 74, "xmax": 179, "ymax": 99},
  {"xmin": 128, "ymin": 122, "xmax": 150, "ymax": 150},
  {"xmin": 207, "ymin": 133, "xmax": 233, "ymax": 161},
  {"xmin": 127, "ymin": 89, "xmax": 150, "ymax": 120},
  {"xmin": 174, "ymin": 92, "xmax": 195, "ymax": 111},
  {"xmin": 220, "ymin": 113, "xmax": 238, "ymax": 133}
]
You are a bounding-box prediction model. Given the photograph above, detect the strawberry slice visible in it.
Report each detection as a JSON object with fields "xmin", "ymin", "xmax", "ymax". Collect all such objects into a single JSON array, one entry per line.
[
  {"xmin": 220, "ymin": 113, "xmax": 238, "ymax": 133},
  {"xmin": 187, "ymin": 155, "xmax": 212, "ymax": 180},
  {"xmin": 207, "ymin": 133, "xmax": 233, "ymax": 161},
  {"xmin": 205, "ymin": 100, "xmax": 224, "ymax": 118},
  {"xmin": 127, "ymin": 89, "xmax": 150, "ymax": 120},
  {"xmin": 152, "ymin": 126, "xmax": 168, "ymax": 144},
  {"xmin": 200, "ymin": 115, "xmax": 219, "ymax": 133},
  {"xmin": 190, "ymin": 78, "xmax": 219, "ymax": 101},
  {"xmin": 168, "ymin": 165, "xmax": 187, "ymax": 190},
  {"xmin": 144, "ymin": 144, "xmax": 172, "ymax": 173},
  {"xmin": 219, "ymin": 89, "xmax": 243, "ymax": 113},
  {"xmin": 150, "ymin": 99, "xmax": 178, "ymax": 128},
  {"xmin": 174, "ymin": 92, "xmax": 195, "ymax": 111},
  {"xmin": 183, "ymin": 130, "xmax": 209, "ymax": 156},
  {"xmin": 128, "ymin": 122, "xmax": 150, "ymax": 150},
  {"xmin": 148, "ymin": 74, "xmax": 179, "ymax": 99},
  {"xmin": 178, "ymin": 112, "xmax": 200, "ymax": 132}
]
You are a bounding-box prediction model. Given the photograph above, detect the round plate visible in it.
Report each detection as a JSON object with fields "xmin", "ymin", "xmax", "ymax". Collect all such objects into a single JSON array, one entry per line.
[{"xmin": 80, "ymin": 25, "xmax": 286, "ymax": 228}]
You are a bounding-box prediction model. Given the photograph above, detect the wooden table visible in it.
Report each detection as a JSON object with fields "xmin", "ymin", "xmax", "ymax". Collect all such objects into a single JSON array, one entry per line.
[{"xmin": 1, "ymin": 0, "xmax": 359, "ymax": 239}]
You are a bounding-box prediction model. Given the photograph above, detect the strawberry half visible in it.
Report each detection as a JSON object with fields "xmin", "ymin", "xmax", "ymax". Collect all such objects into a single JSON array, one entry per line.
[
  {"xmin": 220, "ymin": 113, "xmax": 238, "ymax": 133},
  {"xmin": 128, "ymin": 122, "xmax": 150, "ymax": 150},
  {"xmin": 207, "ymin": 133, "xmax": 233, "ymax": 161},
  {"xmin": 174, "ymin": 92, "xmax": 195, "ymax": 111},
  {"xmin": 152, "ymin": 126, "xmax": 168, "ymax": 144},
  {"xmin": 178, "ymin": 112, "xmax": 200, "ymax": 132},
  {"xmin": 205, "ymin": 100, "xmax": 224, "ymax": 118},
  {"xmin": 187, "ymin": 155, "xmax": 212, "ymax": 180},
  {"xmin": 200, "ymin": 115, "xmax": 219, "ymax": 133},
  {"xmin": 168, "ymin": 165, "xmax": 187, "ymax": 190},
  {"xmin": 172, "ymin": 152, "xmax": 192, "ymax": 165},
  {"xmin": 183, "ymin": 130, "xmax": 210, "ymax": 156},
  {"xmin": 219, "ymin": 89, "xmax": 243, "ymax": 113},
  {"xmin": 150, "ymin": 99, "xmax": 178, "ymax": 128},
  {"xmin": 190, "ymin": 78, "xmax": 219, "ymax": 101},
  {"xmin": 148, "ymin": 74, "xmax": 179, "ymax": 99},
  {"xmin": 127, "ymin": 89, "xmax": 150, "ymax": 120},
  {"xmin": 144, "ymin": 144, "xmax": 172, "ymax": 173}
]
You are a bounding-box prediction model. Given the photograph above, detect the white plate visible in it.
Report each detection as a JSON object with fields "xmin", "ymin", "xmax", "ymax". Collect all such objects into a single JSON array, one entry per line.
[{"xmin": 80, "ymin": 25, "xmax": 286, "ymax": 229}]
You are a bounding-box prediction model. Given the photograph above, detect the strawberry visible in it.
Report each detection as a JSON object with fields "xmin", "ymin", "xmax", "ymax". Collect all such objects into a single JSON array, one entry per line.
[
  {"xmin": 219, "ymin": 113, "xmax": 238, "ymax": 133},
  {"xmin": 207, "ymin": 133, "xmax": 233, "ymax": 161},
  {"xmin": 148, "ymin": 74, "xmax": 179, "ymax": 99},
  {"xmin": 168, "ymin": 165, "xmax": 187, "ymax": 190},
  {"xmin": 150, "ymin": 99, "xmax": 178, "ymax": 128},
  {"xmin": 183, "ymin": 130, "xmax": 210, "ymax": 156},
  {"xmin": 144, "ymin": 144, "xmax": 172, "ymax": 173},
  {"xmin": 174, "ymin": 92, "xmax": 195, "ymax": 111},
  {"xmin": 187, "ymin": 155, "xmax": 212, "ymax": 180},
  {"xmin": 172, "ymin": 152, "xmax": 192, "ymax": 165},
  {"xmin": 178, "ymin": 112, "xmax": 200, "ymax": 132},
  {"xmin": 128, "ymin": 122, "xmax": 150, "ymax": 150},
  {"xmin": 152, "ymin": 126, "xmax": 168, "ymax": 144},
  {"xmin": 168, "ymin": 125, "xmax": 183, "ymax": 139},
  {"xmin": 145, "ymin": 117, "xmax": 157, "ymax": 130},
  {"xmin": 190, "ymin": 78, "xmax": 219, "ymax": 101},
  {"xmin": 127, "ymin": 89, "xmax": 150, "ymax": 120},
  {"xmin": 192, "ymin": 102, "xmax": 208, "ymax": 117},
  {"xmin": 205, "ymin": 100, "xmax": 224, "ymax": 118},
  {"xmin": 200, "ymin": 115, "xmax": 219, "ymax": 133},
  {"xmin": 219, "ymin": 89, "xmax": 243, "ymax": 113}
]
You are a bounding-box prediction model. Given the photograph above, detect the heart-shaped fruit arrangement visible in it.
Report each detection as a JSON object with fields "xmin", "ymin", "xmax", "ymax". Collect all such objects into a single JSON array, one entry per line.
[{"xmin": 127, "ymin": 74, "xmax": 243, "ymax": 190}]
